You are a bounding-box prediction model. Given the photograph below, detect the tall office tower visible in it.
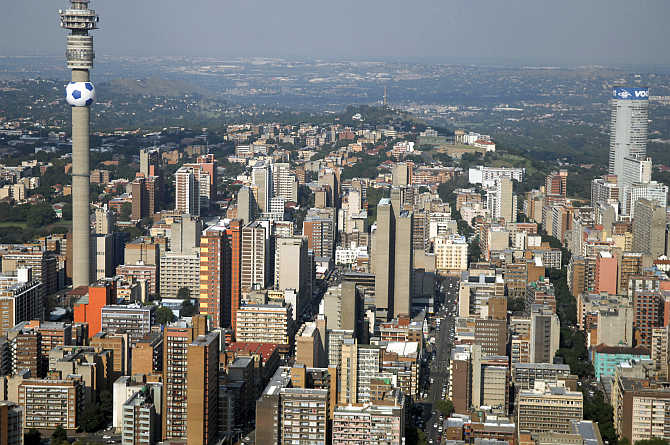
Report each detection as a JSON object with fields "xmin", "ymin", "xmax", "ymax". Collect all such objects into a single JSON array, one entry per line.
[
  {"xmin": 530, "ymin": 304, "xmax": 560, "ymax": 363},
  {"xmin": 144, "ymin": 175, "xmax": 160, "ymax": 216},
  {"xmin": 162, "ymin": 317, "xmax": 207, "ymax": 441},
  {"xmin": 186, "ymin": 331, "xmax": 220, "ymax": 445},
  {"xmin": 632, "ymin": 198, "xmax": 667, "ymax": 258},
  {"xmin": 199, "ymin": 226, "xmax": 227, "ymax": 328},
  {"xmin": 394, "ymin": 211, "xmax": 413, "ymax": 317},
  {"xmin": 175, "ymin": 166, "xmax": 200, "ymax": 216},
  {"xmin": 493, "ymin": 177, "xmax": 516, "ymax": 223},
  {"xmin": 252, "ymin": 161, "xmax": 273, "ymax": 213},
  {"xmin": 609, "ymin": 87, "xmax": 649, "ymax": 181},
  {"xmin": 339, "ymin": 340, "xmax": 381, "ymax": 405},
  {"xmin": 140, "ymin": 148, "xmax": 160, "ymax": 177},
  {"xmin": 198, "ymin": 220, "xmax": 242, "ymax": 331},
  {"xmin": 374, "ymin": 199, "xmax": 395, "ymax": 319},
  {"xmin": 303, "ymin": 208, "xmax": 336, "ymax": 259},
  {"xmin": 545, "ymin": 170, "xmax": 568, "ymax": 197},
  {"xmin": 0, "ymin": 401, "xmax": 22, "ymax": 445},
  {"xmin": 236, "ymin": 186, "xmax": 256, "ymax": 225},
  {"xmin": 184, "ymin": 163, "xmax": 212, "ymax": 211},
  {"xmin": 94, "ymin": 205, "xmax": 114, "ymax": 235},
  {"xmin": 275, "ymin": 236, "xmax": 310, "ymax": 303},
  {"xmin": 392, "ymin": 162, "xmax": 413, "ymax": 186},
  {"xmin": 225, "ymin": 220, "xmax": 242, "ymax": 332},
  {"xmin": 60, "ymin": 0, "xmax": 99, "ymax": 288},
  {"xmin": 318, "ymin": 168, "xmax": 339, "ymax": 208},
  {"xmin": 131, "ymin": 177, "xmax": 148, "ymax": 221},
  {"xmin": 272, "ymin": 162, "xmax": 298, "ymax": 202},
  {"xmin": 241, "ymin": 221, "xmax": 269, "ymax": 292}
]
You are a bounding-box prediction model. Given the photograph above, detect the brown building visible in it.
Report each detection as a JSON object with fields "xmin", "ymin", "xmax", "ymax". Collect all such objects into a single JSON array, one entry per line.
[
  {"xmin": 131, "ymin": 332, "xmax": 163, "ymax": 376},
  {"xmin": 0, "ymin": 401, "xmax": 22, "ymax": 445},
  {"xmin": 91, "ymin": 332, "xmax": 128, "ymax": 380},
  {"xmin": 186, "ymin": 331, "xmax": 220, "ymax": 445}
]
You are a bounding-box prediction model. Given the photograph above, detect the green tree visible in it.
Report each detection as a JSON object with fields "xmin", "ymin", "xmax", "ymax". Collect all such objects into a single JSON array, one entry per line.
[
  {"xmin": 177, "ymin": 287, "xmax": 191, "ymax": 299},
  {"xmin": 155, "ymin": 306, "xmax": 176, "ymax": 325},
  {"xmin": 27, "ymin": 203, "xmax": 56, "ymax": 228},
  {"xmin": 434, "ymin": 399, "xmax": 454, "ymax": 417},
  {"xmin": 24, "ymin": 429, "xmax": 41, "ymax": 445},
  {"xmin": 99, "ymin": 389, "xmax": 113, "ymax": 420},
  {"xmin": 81, "ymin": 403, "xmax": 105, "ymax": 432},
  {"xmin": 52, "ymin": 424, "xmax": 68, "ymax": 445},
  {"xmin": 120, "ymin": 202, "xmax": 132, "ymax": 220},
  {"xmin": 181, "ymin": 299, "xmax": 196, "ymax": 317}
]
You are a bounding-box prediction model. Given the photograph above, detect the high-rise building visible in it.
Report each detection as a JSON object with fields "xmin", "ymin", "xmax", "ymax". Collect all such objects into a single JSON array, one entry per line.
[
  {"xmin": 100, "ymin": 304, "xmax": 154, "ymax": 345},
  {"xmin": 623, "ymin": 181, "xmax": 668, "ymax": 217},
  {"xmin": 394, "ymin": 210, "xmax": 413, "ymax": 317},
  {"xmin": 18, "ymin": 378, "xmax": 83, "ymax": 430},
  {"xmin": 545, "ymin": 170, "xmax": 568, "ymax": 197},
  {"xmin": 0, "ymin": 401, "xmax": 22, "ymax": 445},
  {"xmin": 632, "ymin": 198, "xmax": 666, "ymax": 258},
  {"xmin": 302, "ymin": 208, "xmax": 336, "ymax": 260},
  {"xmin": 183, "ymin": 163, "xmax": 212, "ymax": 212},
  {"xmin": 392, "ymin": 162, "xmax": 413, "ymax": 186},
  {"xmin": 530, "ymin": 304, "xmax": 560, "ymax": 363},
  {"xmin": 609, "ymin": 87, "xmax": 649, "ymax": 182},
  {"xmin": 517, "ymin": 381, "xmax": 583, "ymax": 434},
  {"xmin": 374, "ymin": 198, "xmax": 395, "ymax": 319},
  {"xmin": 241, "ymin": 221, "xmax": 270, "ymax": 292},
  {"xmin": 236, "ymin": 186, "xmax": 256, "ymax": 225},
  {"xmin": 131, "ymin": 177, "xmax": 148, "ymax": 221},
  {"xmin": 591, "ymin": 175, "xmax": 620, "ymax": 206},
  {"xmin": 332, "ymin": 397, "xmax": 405, "ymax": 445},
  {"xmin": 94, "ymin": 205, "xmax": 115, "ymax": 235},
  {"xmin": 435, "ymin": 235, "xmax": 468, "ymax": 274},
  {"xmin": 0, "ymin": 269, "xmax": 42, "ymax": 337},
  {"xmin": 175, "ymin": 166, "xmax": 200, "ymax": 216},
  {"xmin": 121, "ymin": 388, "xmax": 160, "ymax": 445},
  {"xmin": 162, "ymin": 317, "xmax": 208, "ymax": 441},
  {"xmin": 274, "ymin": 236, "xmax": 310, "ymax": 309},
  {"xmin": 252, "ymin": 161, "xmax": 273, "ymax": 213},
  {"xmin": 186, "ymin": 331, "xmax": 220, "ymax": 445},
  {"xmin": 594, "ymin": 251, "xmax": 617, "ymax": 295},
  {"xmin": 272, "ymin": 162, "xmax": 298, "ymax": 202},
  {"xmin": 199, "ymin": 225, "xmax": 226, "ymax": 329},
  {"xmin": 140, "ymin": 148, "xmax": 160, "ymax": 177},
  {"xmin": 340, "ymin": 340, "xmax": 381, "ymax": 404},
  {"xmin": 631, "ymin": 277, "xmax": 664, "ymax": 349},
  {"xmin": 490, "ymin": 177, "xmax": 516, "ymax": 223}
]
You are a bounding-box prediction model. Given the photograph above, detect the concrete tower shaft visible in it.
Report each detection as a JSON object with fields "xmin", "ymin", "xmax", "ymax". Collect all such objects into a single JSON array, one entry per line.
[{"xmin": 60, "ymin": 0, "xmax": 98, "ymax": 288}]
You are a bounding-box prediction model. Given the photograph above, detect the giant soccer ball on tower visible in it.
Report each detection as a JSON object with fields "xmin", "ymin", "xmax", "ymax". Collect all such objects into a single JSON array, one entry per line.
[{"xmin": 65, "ymin": 81, "xmax": 95, "ymax": 107}]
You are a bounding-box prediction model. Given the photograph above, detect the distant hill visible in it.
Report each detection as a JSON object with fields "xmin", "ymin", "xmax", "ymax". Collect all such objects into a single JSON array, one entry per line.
[{"xmin": 99, "ymin": 77, "xmax": 210, "ymax": 98}]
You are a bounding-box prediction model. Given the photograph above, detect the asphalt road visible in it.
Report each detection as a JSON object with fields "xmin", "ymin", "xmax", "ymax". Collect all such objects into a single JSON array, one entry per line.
[{"xmin": 424, "ymin": 276, "xmax": 459, "ymax": 444}]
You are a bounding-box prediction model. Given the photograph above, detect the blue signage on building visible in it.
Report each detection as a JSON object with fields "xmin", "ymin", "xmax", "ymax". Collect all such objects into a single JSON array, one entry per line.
[{"xmin": 613, "ymin": 87, "xmax": 649, "ymax": 100}]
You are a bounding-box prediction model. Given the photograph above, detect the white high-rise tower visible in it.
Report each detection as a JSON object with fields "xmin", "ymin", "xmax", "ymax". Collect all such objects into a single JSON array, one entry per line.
[{"xmin": 609, "ymin": 87, "xmax": 649, "ymax": 183}]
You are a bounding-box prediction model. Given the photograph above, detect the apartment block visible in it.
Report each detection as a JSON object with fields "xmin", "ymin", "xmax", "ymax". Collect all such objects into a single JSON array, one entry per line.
[
  {"xmin": 18, "ymin": 378, "xmax": 83, "ymax": 430},
  {"xmin": 517, "ymin": 381, "xmax": 583, "ymax": 435}
]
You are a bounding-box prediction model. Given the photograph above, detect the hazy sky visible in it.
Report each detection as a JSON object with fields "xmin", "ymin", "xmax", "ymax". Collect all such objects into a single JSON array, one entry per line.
[{"xmin": 3, "ymin": 0, "xmax": 669, "ymax": 66}]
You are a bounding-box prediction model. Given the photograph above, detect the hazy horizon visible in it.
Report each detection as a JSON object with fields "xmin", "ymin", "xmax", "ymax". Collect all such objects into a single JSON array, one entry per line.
[{"xmin": 3, "ymin": 0, "xmax": 669, "ymax": 67}]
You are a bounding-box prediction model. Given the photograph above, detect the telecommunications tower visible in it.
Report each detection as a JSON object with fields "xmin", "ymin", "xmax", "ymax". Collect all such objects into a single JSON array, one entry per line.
[{"xmin": 59, "ymin": 0, "xmax": 99, "ymax": 288}]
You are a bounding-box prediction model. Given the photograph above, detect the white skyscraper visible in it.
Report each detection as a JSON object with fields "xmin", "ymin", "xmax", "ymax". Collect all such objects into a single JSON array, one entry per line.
[
  {"xmin": 252, "ymin": 161, "xmax": 273, "ymax": 213},
  {"xmin": 609, "ymin": 87, "xmax": 649, "ymax": 182},
  {"xmin": 175, "ymin": 166, "xmax": 200, "ymax": 216}
]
